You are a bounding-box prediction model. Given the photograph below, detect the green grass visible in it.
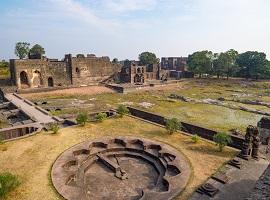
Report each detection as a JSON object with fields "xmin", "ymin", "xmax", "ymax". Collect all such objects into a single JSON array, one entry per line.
[
  {"xmin": 0, "ymin": 68, "xmax": 10, "ymax": 79},
  {"xmin": 26, "ymin": 79, "xmax": 269, "ymax": 133}
]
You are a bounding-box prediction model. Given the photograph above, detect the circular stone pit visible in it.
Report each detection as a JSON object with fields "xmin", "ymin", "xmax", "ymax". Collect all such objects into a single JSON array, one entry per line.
[{"xmin": 51, "ymin": 136, "xmax": 190, "ymax": 200}]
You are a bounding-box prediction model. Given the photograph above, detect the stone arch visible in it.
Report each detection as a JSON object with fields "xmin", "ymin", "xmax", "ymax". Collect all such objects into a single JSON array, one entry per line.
[
  {"xmin": 137, "ymin": 68, "xmax": 141, "ymax": 73},
  {"xmin": 134, "ymin": 74, "xmax": 144, "ymax": 83},
  {"xmin": 32, "ymin": 70, "xmax": 43, "ymax": 88},
  {"xmin": 20, "ymin": 71, "xmax": 30, "ymax": 88},
  {"xmin": 48, "ymin": 77, "xmax": 54, "ymax": 87}
]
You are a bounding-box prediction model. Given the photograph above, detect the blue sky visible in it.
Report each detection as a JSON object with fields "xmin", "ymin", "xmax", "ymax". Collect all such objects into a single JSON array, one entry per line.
[{"xmin": 0, "ymin": 0, "xmax": 270, "ymax": 60}]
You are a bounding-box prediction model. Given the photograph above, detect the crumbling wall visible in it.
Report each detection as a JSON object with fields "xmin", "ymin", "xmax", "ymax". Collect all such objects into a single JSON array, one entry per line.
[
  {"xmin": 70, "ymin": 55, "xmax": 120, "ymax": 86},
  {"xmin": 10, "ymin": 59, "xmax": 71, "ymax": 89}
]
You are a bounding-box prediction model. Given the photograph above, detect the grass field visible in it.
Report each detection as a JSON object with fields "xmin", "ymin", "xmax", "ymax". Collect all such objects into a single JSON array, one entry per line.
[
  {"xmin": 22, "ymin": 79, "xmax": 270, "ymax": 133},
  {"xmin": 0, "ymin": 116, "xmax": 237, "ymax": 200}
]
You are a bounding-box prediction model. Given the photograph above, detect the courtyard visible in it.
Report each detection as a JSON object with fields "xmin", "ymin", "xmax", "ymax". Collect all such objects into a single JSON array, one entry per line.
[
  {"xmin": 0, "ymin": 116, "xmax": 236, "ymax": 200},
  {"xmin": 21, "ymin": 79, "xmax": 270, "ymax": 133}
]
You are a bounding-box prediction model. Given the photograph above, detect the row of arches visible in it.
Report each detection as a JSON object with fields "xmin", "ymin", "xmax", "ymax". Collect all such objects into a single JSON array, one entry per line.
[{"xmin": 19, "ymin": 71, "xmax": 54, "ymax": 89}]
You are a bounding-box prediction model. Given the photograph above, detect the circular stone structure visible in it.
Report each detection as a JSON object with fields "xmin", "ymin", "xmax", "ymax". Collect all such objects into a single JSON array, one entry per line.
[{"xmin": 51, "ymin": 137, "xmax": 190, "ymax": 200}]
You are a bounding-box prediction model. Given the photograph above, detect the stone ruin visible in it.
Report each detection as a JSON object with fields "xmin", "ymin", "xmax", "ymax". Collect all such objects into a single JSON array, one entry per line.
[
  {"xmin": 240, "ymin": 125, "xmax": 261, "ymax": 160},
  {"xmin": 51, "ymin": 136, "xmax": 190, "ymax": 200}
]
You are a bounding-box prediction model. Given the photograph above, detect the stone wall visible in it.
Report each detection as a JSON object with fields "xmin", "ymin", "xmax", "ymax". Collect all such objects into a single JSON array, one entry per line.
[
  {"xmin": 127, "ymin": 107, "xmax": 244, "ymax": 150},
  {"xmin": 10, "ymin": 58, "xmax": 71, "ymax": 89},
  {"xmin": 0, "ymin": 123, "xmax": 42, "ymax": 141},
  {"xmin": 67, "ymin": 54, "xmax": 121, "ymax": 86}
]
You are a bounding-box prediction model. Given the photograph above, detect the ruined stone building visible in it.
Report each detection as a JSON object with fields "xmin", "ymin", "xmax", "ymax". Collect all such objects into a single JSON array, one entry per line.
[
  {"xmin": 8, "ymin": 54, "xmax": 194, "ymax": 90},
  {"xmin": 9, "ymin": 54, "xmax": 121, "ymax": 89},
  {"xmin": 161, "ymin": 57, "xmax": 188, "ymax": 71},
  {"xmin": 119, "ymin": 61, "xmax": 160, "ymax": 84},
  {"xmin": 161, "ymin": 57, "xmax": 194, "ymax": 79}
]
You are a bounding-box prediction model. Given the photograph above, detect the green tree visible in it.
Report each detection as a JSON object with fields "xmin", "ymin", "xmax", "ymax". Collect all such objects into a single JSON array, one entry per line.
[
  {"xmin": 213, "ymin": 132, "xmax": 232, "ymax": 152},
  {"xmin": 48, "ymin": 123, "xmax": 60, "ymax": 134},
  {"xmin": 29, "ymin": 44, "xmax": 45, "ymax": 56},
  {"xmin": 236, "ymin": 51, "xmax": 268, "ymax": 79},
  {"xmin": 0, "ymin": 172, "xmax": 20, "ymax": 198},
  {"xmin": 213, "ymin": 53, "xmax": 231, "ymax": 79},
  {"xmin": 76, "ymin": 113, "xmax": 88, "ymax": 126},
  {"xmin": 225, "ymin": 49, "xmax": 239, "ymax": 79},
  {"xmin": 187, "ymin": 51, "xmax": 213, "ymax": 77},
  {"xmin": 15, "ymin": 42, "xmax": 30, "ymax": 59},
  {"xmin": 96, "ymin": 113, "xmax": 107, "ymax": 122},
  {"xmin": 139, "ymin": 52, "xmax": 159, "ymax": 65},
  {"xmin": 165, "ymin": 118, "xmax": 180, "ymax": 134},
  {"xmin": 116, "ymin": 105, "xmax": 129, "ymax": 117}
]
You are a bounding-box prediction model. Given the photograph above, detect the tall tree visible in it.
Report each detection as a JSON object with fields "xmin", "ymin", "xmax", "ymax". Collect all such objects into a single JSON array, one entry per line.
[
  {"xmin": 213, "ymin": 53, "xmax": 225, "ymax": 78},
  {"xmin": 139, "ymin": 52, "xmax": 159, "ymax": 65},
  {"xmin": 225, "ymin": 49, "xmax": 238, "ymax": 79},
  {"xmin": 236, "ymin": 51, "xmax": 268, "ymax": 79},
  {"xmin": 187, "ymin": 50, "xmax": 212, "ymax": 77},
  {"xmin": 15, "ymin": 42, "xmax": 30, "ymax": 59},
  {"xmin": 29, "ymin": 44, "xmax": 45, "ymax": 56}
]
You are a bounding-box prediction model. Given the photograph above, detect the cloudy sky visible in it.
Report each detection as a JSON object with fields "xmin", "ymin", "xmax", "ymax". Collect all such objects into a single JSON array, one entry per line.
[{"xmin": 0, "ymin": 0, "xmax": 269, "ymax": 60}]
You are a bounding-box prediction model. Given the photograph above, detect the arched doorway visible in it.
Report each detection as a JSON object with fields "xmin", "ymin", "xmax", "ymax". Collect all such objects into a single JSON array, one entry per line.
[
  {"xmin": 48, "ymin": 77, "xmax": 54, "ymax": 87},
  {"xmin": 32, "ymin": 70, "xmax": 43, "ymax": 88},
  {"xmin": 20, "ymin": 71, "xmax": 30, "ymax": 88},
  {"xmin": 134, "ymin": 74, "xmax": 144, "ymax": 84}
]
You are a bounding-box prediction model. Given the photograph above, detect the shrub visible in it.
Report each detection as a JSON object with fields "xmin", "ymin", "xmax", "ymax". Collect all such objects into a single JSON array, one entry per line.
[
  {"xmin": 96, "ymin": 113, "xmax": 107, "ymax": 122},
  {"xmin": 117, "ymin": 105, "xmax": 129, "ymax": 117},
  {"xmin": 0, "ymin": 172, "xmax": 20, "ymax": 198},
  {"xmin": 48, "ymin": 123, "xmax": 60, "ymax": 134},
  {"xmin": 0, "ymin": 135, "xmax": 4, "ymax": 145},
  {"xmin": 191, "ymin": 134, "xmax": 200, "ymax": 143},
  {"xmin": 213, "ymin": 132, "xmax": 232, "ymax": 152},
  {"xmin": 76, "ymin": 113, "xmax": 88, "ymax": 126},
  {"xmin": 165, "ymin": 118, "xmax": 180, "ymax": 134}
]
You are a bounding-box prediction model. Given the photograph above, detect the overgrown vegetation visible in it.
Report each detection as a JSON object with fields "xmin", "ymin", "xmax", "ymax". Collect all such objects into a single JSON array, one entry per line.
[
  {"xmin": 191, "ymin": 134, "xmax": 200, "ymax": 143},
  {"xmin": 76, "ymin": 113, "xmax": 88, "ymax": 126},
  {"xmin": 0, "ymin": 172, "xmax": 20, "ymax": 198},
  {"xmin": 213, "ymin": 132, "xmax": 232, "ymax": 152},
  {"xmin": 95, "ymin": 112, "xmax": 107, "ymax": 122},
  {"xmin": 0, "ymin": 61, "xmax": 9, "ymax": 78},
  {"xmin": 48, "ymin": 123, "xmax": 60, "ymax": 134},
  {"xmin": 165, "ymin": 118, "xmax": 180, "ymax": 134},
  {"xmin": 0, "ymin": 135, "xmax": 4, "ymax": 145},
  {"xmin": 116, "ymin": 105, "xmax": 130, "ymax": 117}
]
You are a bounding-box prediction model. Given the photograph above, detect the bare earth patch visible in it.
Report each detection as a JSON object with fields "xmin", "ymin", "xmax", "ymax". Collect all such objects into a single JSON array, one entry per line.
[
  {"xmin": 20, "ymin": 86, "xmax": 115, "ymax": 99},
  {"xmin": 0, "ymin": 116, "xmax": 237, "ymax": 200}
]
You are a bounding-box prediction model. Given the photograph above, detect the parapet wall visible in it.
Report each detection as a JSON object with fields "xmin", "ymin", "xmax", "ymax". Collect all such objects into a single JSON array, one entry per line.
[
  {"xmin": 127, "ymin": 107, "xmax": 244, "ymax": 150},
  {"xmin": 0, "ymin": 123, "xmax": 42, "ymax": 142}
]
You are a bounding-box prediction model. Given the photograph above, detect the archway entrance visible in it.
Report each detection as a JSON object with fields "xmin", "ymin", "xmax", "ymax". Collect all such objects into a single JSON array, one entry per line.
[
  {"xmin": 32, "ymin": 70, "xmax": 43, "ymax": 88},
  {"xmin": 48, "ymin": 77, "xmax": 54, "ymax": 87},
  {"xmin": 20, "ymin": 71, "xmax": 30, "ymax": 88},
  {"xmin": 134, "ymin": 74, "xmax": 144, "ymax": 84}
]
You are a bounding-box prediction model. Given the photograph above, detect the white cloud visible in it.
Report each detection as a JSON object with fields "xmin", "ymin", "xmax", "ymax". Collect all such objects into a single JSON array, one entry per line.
[
  {"xmin": 49, "ymin": 0, "xmax": 120, "ymax": 30},
  {"xmin": 102, "ymin": 0, "xmax": 157, "ymax": 13}
]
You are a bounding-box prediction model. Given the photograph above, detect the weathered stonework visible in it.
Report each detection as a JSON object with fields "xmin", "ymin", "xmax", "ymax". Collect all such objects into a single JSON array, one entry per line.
[
  {"xmin": 120, "ymin": 61, "xmax": 160, "ymax": 84},
  {"xmin": 10, "ymin": 54, "xmax": 121, "ymax": 89}
]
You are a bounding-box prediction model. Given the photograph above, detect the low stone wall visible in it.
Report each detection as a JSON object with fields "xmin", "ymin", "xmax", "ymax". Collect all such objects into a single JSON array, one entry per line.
[
  {"xmin": 127, "ymin": 107, "xmax": 244, "ymax": 150},
  {"xmin": 0, "ymin": 123, "xmax": 42, "ymax": 142}
]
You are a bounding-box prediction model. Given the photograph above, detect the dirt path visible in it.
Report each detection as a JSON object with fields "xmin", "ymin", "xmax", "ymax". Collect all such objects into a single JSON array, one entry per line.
[{"xmin": 21, "ymin": 86, "xmax": 115, "ymax": 100}]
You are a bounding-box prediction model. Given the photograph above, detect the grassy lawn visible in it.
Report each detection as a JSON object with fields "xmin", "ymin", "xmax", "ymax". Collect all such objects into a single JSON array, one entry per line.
[
  {"xmin": 22, "ymin": 79, "xmax": 270, "ymax": 133},
  {"xmin": 0, "ymin": 67, "xmax": 10, "ymax": 79},
  {"xmin": 0, "ymin": 116, "xmax": 237, "ymax": 200}
]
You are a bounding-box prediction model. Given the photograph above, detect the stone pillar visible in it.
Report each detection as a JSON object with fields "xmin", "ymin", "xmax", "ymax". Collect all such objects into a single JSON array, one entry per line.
[
  {"xmin": 252, "ymin": 128, "xmax": 260, "ymax": 160},
  {"xmin": 240, "ymin": 125, "xmax": 253, "ymax": 159}
]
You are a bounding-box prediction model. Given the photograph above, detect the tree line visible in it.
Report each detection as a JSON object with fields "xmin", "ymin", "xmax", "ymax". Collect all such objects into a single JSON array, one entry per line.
[
  {"xmin": 15, "ymin": 42, "xmax": 45, "ymax": 59},
  {"xmin": 187, "ymin": 50, "xmax": 270, "ymax": 79}
]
